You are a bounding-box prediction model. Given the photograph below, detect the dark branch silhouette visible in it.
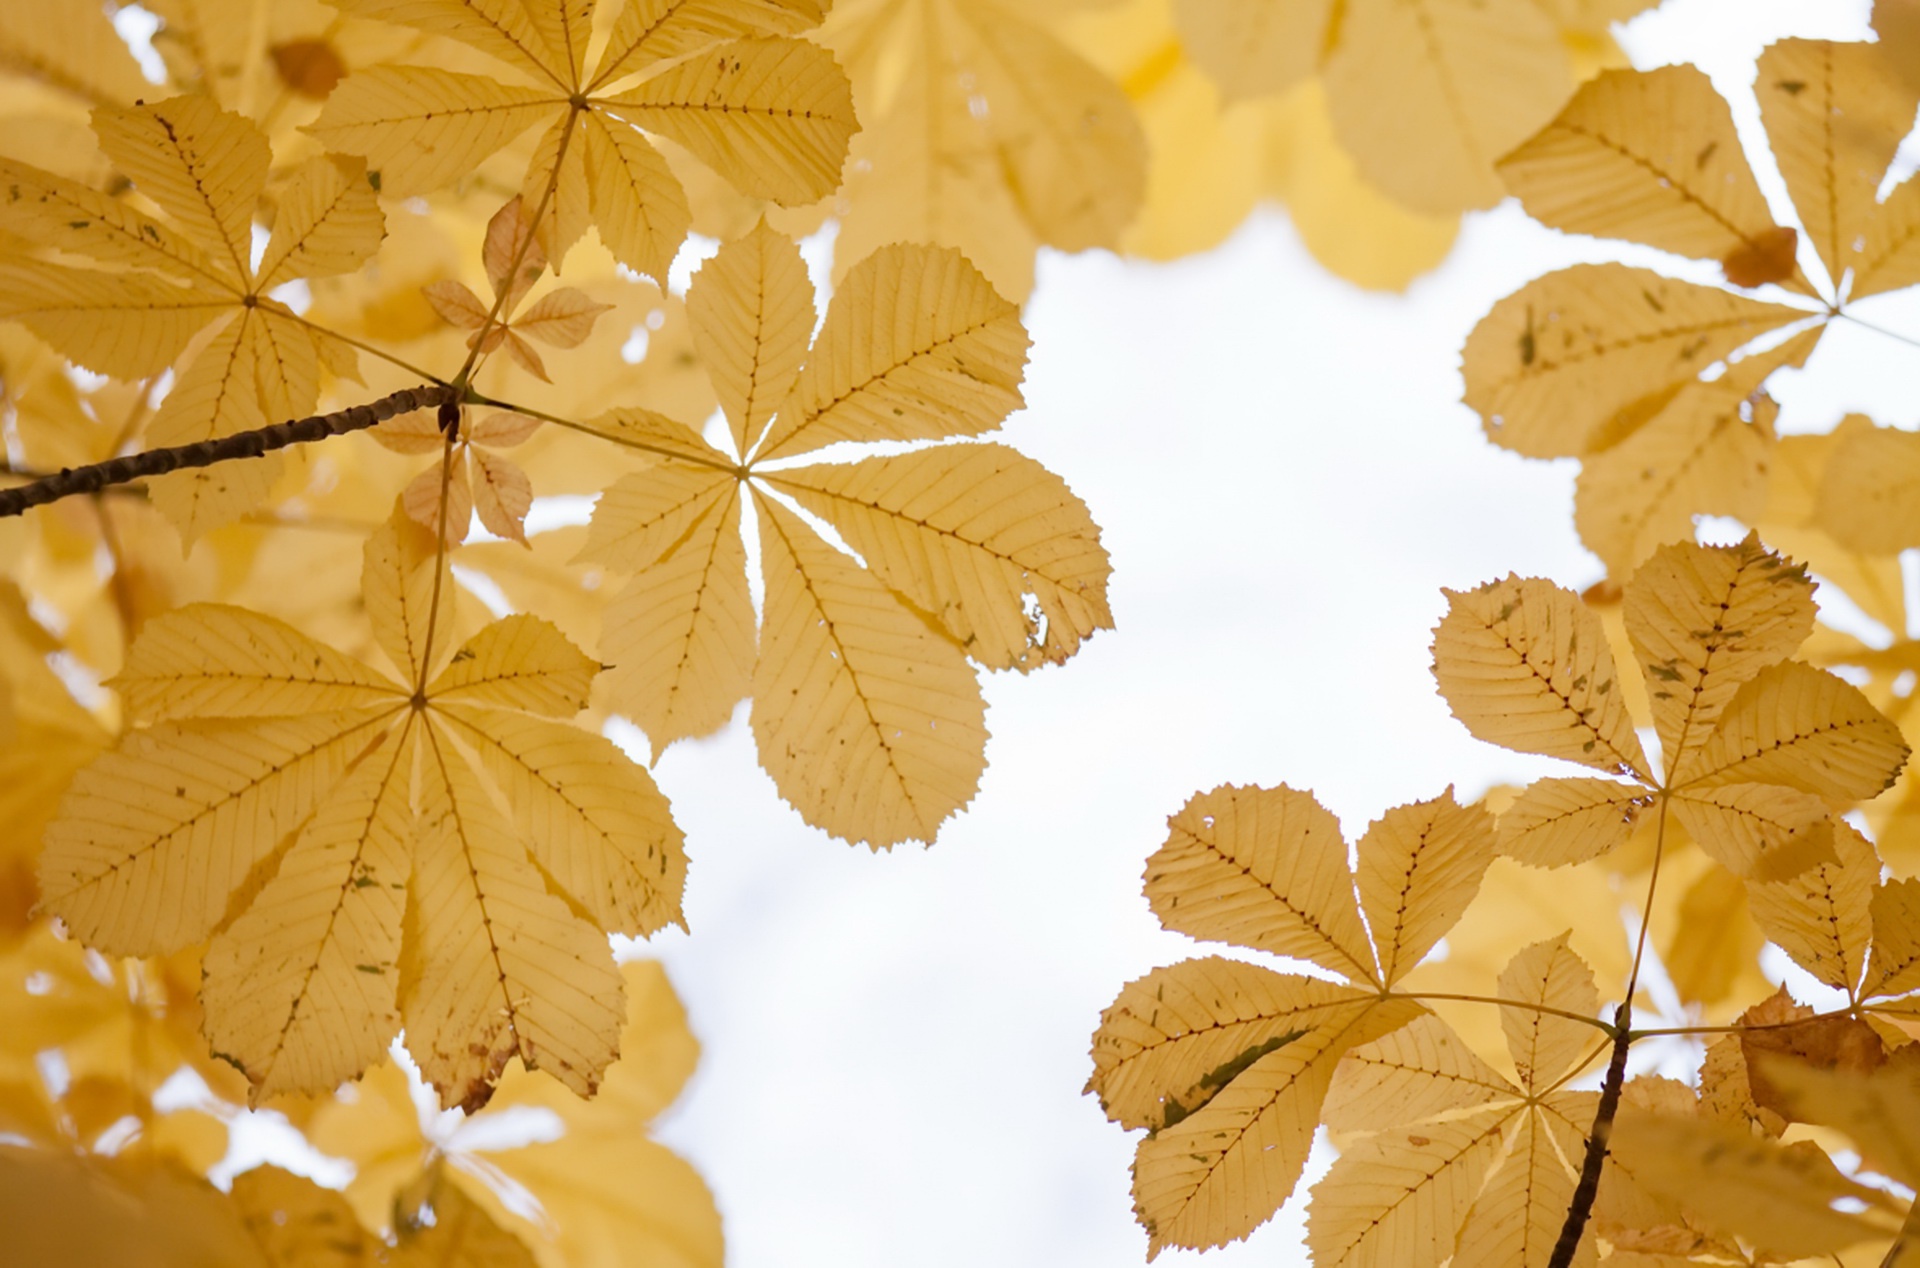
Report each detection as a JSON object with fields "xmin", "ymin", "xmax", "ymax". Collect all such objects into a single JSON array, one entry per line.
[
  {"xmin": 0, "ymin": 384, "xmax": 460, "ymax": 518},
  {"xmin": 1549, "ymin": 1005, "xmax": 1633, "ymax": 1268}
]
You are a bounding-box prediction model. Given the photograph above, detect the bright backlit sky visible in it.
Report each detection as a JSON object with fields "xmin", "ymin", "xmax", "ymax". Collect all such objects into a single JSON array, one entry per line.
[{"xmin": 211, "ymin": 1, "xmax": 1920, "ymax": 1264}]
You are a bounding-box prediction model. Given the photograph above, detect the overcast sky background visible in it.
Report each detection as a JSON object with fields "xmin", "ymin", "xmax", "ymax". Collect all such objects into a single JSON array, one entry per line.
[{"xmin": 204, "ymin": 1, "xmax": 1920, "ymax": 1264}]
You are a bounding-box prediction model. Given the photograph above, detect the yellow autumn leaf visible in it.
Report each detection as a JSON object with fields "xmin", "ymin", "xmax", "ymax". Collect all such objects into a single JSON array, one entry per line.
[
  {"xmin": 1305, "ymin": 1105, "xmax": 1512, "ymax": 1268},
  {"xmin": 1322, "ymin": 1013, "xmax": 1516, "ymax": 1133},
  {"xmin": 1497, "ymin": 933, "xmax": 1600, "ymax": 1090},
  {"xmin": 1764, "ymin": 1059, "xmax": 1920, "ymax": 1190},
  {"xmin": 1354, "ymin": 790, "xmax": 1497, "ymax": 988},
  {"xmin": 230, "ymin": 1166, "xmax": 375, "ymax": 1268},
  {"xmin": 390, "ymin": 1177, "xmax": 540, "ymax": 1268},
  {"xmin": 1745, "ymin": 820, "xmax": 1879, "ymax": 994},
  {"xmin": 685, "ymin": 218, "xmax": 814, "ymax": 458},
  {"xmin": 1170, "ymin": 0, "xmax": 1331, "ymax": 102},
  {"xmin": 1143, "ymin": 783, "xmax": 1376, "ymax": 983},
  {"xmin": 1815, "ymin": 421, "xmax": 1920, "ymax": 554},
  {"xmin": 1865, "ymin": 878, "xmax": 1920, "ymax": 1000},
  {"xmin": 1452, "ymin": 1108, "xmax": 1592, "ymax": 1268},
  {"xmin": 1432, "ymin": 574, "xmax": 1650, "ymax": 780},
  {"xmin": 1675, "ymin": 659, "xmax": 1910, "ymax": 799},
  {"xmin": 1495, "ymin": 776, "xmax": 1646, "ymax": 868}
]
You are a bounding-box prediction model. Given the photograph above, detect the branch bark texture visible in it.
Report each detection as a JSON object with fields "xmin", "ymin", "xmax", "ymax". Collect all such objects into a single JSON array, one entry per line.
[
  {"xmin": 1548, "ymin": 1006, "xmax": 1633, "ymax": 1268},
  {"xmin": 0, "ymin": 384, "xmax": 458, "ymax": 518}
]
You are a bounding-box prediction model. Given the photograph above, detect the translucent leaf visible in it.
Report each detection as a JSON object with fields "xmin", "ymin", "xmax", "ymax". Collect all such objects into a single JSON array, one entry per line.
[
  {"xmin": 582, "ymin": 111, "xmax": 691, "ymax": 286},
  {"xmin": 1763, "ymin": 1061, "xmax": 1920, "ymax": 1190},
  {"xmin": 1853, "ymin": 172, "xmax": 1920, "ymax": 299},
  {"xmin": 327, "ymin": 0, "xmax": 573, "ymax": 87},
  {"xmin": 146, "ymin": 314, "xmax": 281, "ymax": 542},
  {"xmin": 1864, "ymin": 877, "xmax": 1920, "ymax": 999},
  {"xmin": 201, "ymin": 728, "xmax": 415, "ymax": 1102},
  {"xmin": 391, "ymin": 1179, "xmax": 539, "ymax": 1268},
  {"xmin": 513, "ymin": 288, "xmax": 613, "ymax": 349},
  {"xmin": 426, "ymin": 614, "xmax": 597, "ymax": 716},
  {"xmin": 256, "ymin": 155, "xmax": 386, "ymax": 292},
  {"xmin": 1133, "ymin": 998, "xmax": 1422, "ymax": 1257},
  {"xmin": 1432, "ymin": 575, "xmax": 1651, "ymax": 780},
  {"xmin": 1323, "ymin": 1013, "xmax": 1518, "ymax": 1133},
  {"xmin": 405, "ymin": 726, "xmax": 624, "ymax": 1111},
  {"xmin": 1676, "ymin": 660, "xmax": 1909, "ymax": 799},
  {"xmin": 0, "ymin": 4, "xmax": 151, "ymax": 108},
  {"xmin": 1355, "ymin": 791, "xmax": 1496, "ymax": 988},
  {"xmin": 92, "ymin": 95, "xmax": 269, "ymax": 283},
  {"xmin": 231, "ymin": 1165, "xmax": 373, "ymax": 1267},
  {"xmin": 1322, "ymin": 0, "xmax": 1570, "ymax": 215},
  {"xmin": 590, "ymin": 0, "xmax": 828, "ymax": 92},
  {"xmin": 1497, "ymin": 776, "xmax": 1645, "ymax": 868},
  {"xmin": 308, "ymin": 68, "xmax": 557, "ymax": 198},
  {"xmin": 0, "ymin": 260, "xmax": 232, "ymax": 379},
  {"xmin": 1623, "ymin": 536, "xmax": 1816, "ymax": 782},
  {"xmin": 1497, "ymin": 65, "xmax": 1792, "ymax": 279},
  {"xmin": 1461, "ymin": 264, "xmax": 1802, "ymax": 458},
  {"xmin": 364, "ymin": 509, "xmax": 457, "ymax": 688},
  {"xmin": 437, "ymin": 704, "xmax": 688, "ymax": 936},
  {"xmin": 38, "ymin": 711, "xmax": 394, "ymax": 956},
  {"xmin": 1088, "ymin": 957, "xmax": 1377, "ymax": 1131},
  {"xmin": 580, "ymin": 465, "xmax": 738, "ymax": 573},
  {"xmin": 1670, "ymin": 782, "xmax": 1834, "ymax": 878},
  {"xmin": 771, "ymin": 444, "xmax": 1113, "ymax": 671},
  {"xmin": 1745, "ymin": 820, "xmax": 1878, "ymax": 992},
  {"xmin": 572, "ymin": 406, "xmax": 736, "ymax": 466},
  {"xmin": 1453, "ymin": 1109, "xmax": 1590, "ymax": 1268},
  {"xmin": 1755, "ymin": 38, "xmax": 1920, "ymax": 292},
  {"xmin": 605, "ymin": 37, "xmax": 855, "ymax": 203},
  {"xmin": 759, "ymin": 242, "xmax": 1028, "ymax": 460},
  {"xmin": 1498, "ymin": 933, "xmax": 1600, "ymax": 1090},
  {"xmin": 0, "ymin": 1148, "xmax": 268, "ymax": 1268},
  {"xmin": 1144, "ymin": 783, "xmax": 1376, "ymax": 984},
  {"xmin": 688, "ymin": 221, "xmax": 814, "ymax": 458},
  {"xmin": 1173, "ymin": 0, "xmax": 1334, "ymax": 101},
  {"xmin": 599, "ymin": 491, "xmax": 756, "ymax": 755},
  {"xmin": 471, "ymin": 450, "xmax": 534, "ymax": 544},
  {"xmin": 1305, "ymin": 1105, "xmax": 1512, "ymax": 1268},
  {"xmin": 110, "ymin": 604, "xmax": 401, "ymax": 722},
  {"xmin": 752, "ymin": 497, "xmax": 987, "ymax": 848},
  {"xmin": 0, "ymin": 157, "xmax": 219, "ymax": 281},
  {"xmin": 1814, "ymin": 421, "xmax": 1920, "ymax": 553}
]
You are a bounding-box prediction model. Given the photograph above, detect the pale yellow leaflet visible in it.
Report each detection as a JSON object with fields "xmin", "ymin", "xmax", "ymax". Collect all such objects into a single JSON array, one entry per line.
[
  {"xmin": 1625, "ymin": 537, "xmax": 1816, "ymax": 782},
  {"xmin": 1432, "ymin": 575, "xmax": 1651, "ymax": 780},
  {"xmin": 1669, "ymin": 782, "xmax": 1833, "ymax": 879},
  {"xmin": 256, "ymin": 155, "xmax": 386, "ymax": 292},
  {"xmin": 327, "ymin": 0, "xmax": 574, "ymax": 87},
  {"xmin": 599, "ymin": 492, "xmax": 756, "ymax": 756},
  {"xmin": 308, "ymin": 69, "xmax": 558, "ymax": 197},
  {"xmin": 1745, "ymin": 820, "xmax": 1878, "ymax": 993},
  {"xmin": 38, "ymin": 711, "xmax": 395, "ymax": 957},
  {"xmin": 1497, "ymin": 934, "xmax": 1598, "ymax": 1090},
  {"xmin": 200, "ymin": 724, "xmax": 416, "ymax": 1102},
  {"xmin": 1496, "ymin": 776, "xmax": 1644, "ymax": 868},
  {"xmin": 581, "ymin": 109, "xmax": 690, "ymax": 285},
  {"xmin": 751, "ymin": 497, "xmax": 987, "ymax": 847},
  {"xmin": 1323, "ymin": 1014, "xmax": 1517, "ymax": 1134},
  {"xmin": 0, "ymin": 4, "xmax": 150, "ymax": 106},
  {"xmin": 403, "ymin": 457, "xmax": 475, "ymax": 547},
  {"xmin": 520, "ymin": 111, "xmax": 594, "ymax": 263},
  {"xmin": 1853, "ymin": 173, "xmax": 1920, "ymax": 299},
  {"xmin": 950, "ymin": 4, "xmax": 1146, "ymax": 252},
  {"xmin": 1663, "ymin": 866, "xmax": 1765, "ymax": 1008},
  {"xmin": 578, "ymin": 465, "xmax": 738, "ymax": 573},
  {"xmin": 1087, "ymin": 959, "xmax": 1378, "ymax": 1131},
  {"xmin": 1458, "ymin": 1110, "xmax": 1590, "ymax": 1268},
  {"xmin": 1814, "ymin": 423, "xmax": 1920, "ymax": 553},
  {"xmin": 1305, "ymin": 1104, "xmax": 1512, "ymax": 1268},
  {"xmin": 1865, "ymin": 878, "xmax": 1920, "ymax": 998},
  {"xmin": 426, "ymin": 614, "xmax": 597, "ymax": 716},
  {"xmin": 1608, "ymin": 1110, "xmax": 1896, "ymax": 1257},
  {"xmin": 1756, "ymin": 39, "xmax": 1920, "ymax": 294},
  {"xmin": 1764, "ymin": 1062, "xmax": 1920, "ymax": 1190},
  {"xmin": 1499, "ymin": 65, "xmax": 1794, "ymax": 281},
  {"xmin": 592, "ymin": 0, "xmax": 830, "ymax": 92},
  {"xmin": 364, "ymin": 510, "xmax": 457, "ymax": 688},
  {"xmin": 93, "ymin": 96, "xmax": 269, "ymax": 286},
  {"xmin": 761, "ymin": 243, "xmax": 1029, "ymax": 460},
  {"xmin": 471, "ymin": 449, "xmax": 535, "ymax": 544},
  {"xmin": 0, "ymin": 261, "xmax": 232, "ymax": 380},
  {"xmin": 689, "ymin": 222, "xmax": 814, "ymax": 458},
  {"xmin": 1144, "ymin": 784, "xmax": 1377, "ymax": 984},
  {"xmin": 0, "ymin": 158, "xmax": 220, "ymax": 282},
  {"xmin": 405, "ymin": 726, "xmax": 625, "ymax": 1111},
  {"xmin": 1674, "ymin": 660, "xmax": 1908, "ymax": 798},
  {"xmin": 1134, "ymin": 999, "xmax": 1423, "ymax": 1257},
  {"xmin": 1355, "ymin": 792, "xmax": 1496, "ymax": 988},
  {"xmin": 573, "ymin": 406, "xmax": 736, "ymax": 466},
  {"xmin": 1461, "ymin": 264, "xmax": 1803, "ymax": 459},
  {"xmin": 771, "ymin": 444, "xmax": 1113, "ymax": 671},
  {"xmin": 110, "ymin": 604, "xmax": 401, "ymax": 721},
  {"xmin": 603, "ymin": 38, "xmax": 855, "ymax": 203},
  {"xmin": 1173, "ymin": 0, "xmax": 1334, "ymax": 101},
  {"xmin": 1574, "ymin": 381, "xmax": 1775, "ymax": 577},
  {"xmin": 437, "ymin": 705, "xmax": 688, "ymax": 936},
  {"xmin": 145, "ymin": 313, "xmax": 282, "ymax": 542},
  {"xmin": 1322, "ymin": 0, "xmax": 1569, "ymax": 215}
]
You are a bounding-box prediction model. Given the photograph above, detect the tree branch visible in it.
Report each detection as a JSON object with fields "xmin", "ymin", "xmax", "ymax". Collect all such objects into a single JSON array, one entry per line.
[
  {"xmin": 1549, "ymin": 1003, "xmax": 1632, "ymax": 1268},
  {"xmin": 0, "ymin": 384, "xmax": 460, "ymax": 518}
]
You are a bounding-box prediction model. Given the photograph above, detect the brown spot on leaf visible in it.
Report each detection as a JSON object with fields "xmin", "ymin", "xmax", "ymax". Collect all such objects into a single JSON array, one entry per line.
[
  {"xmin": 271, "ymin": 40, "xmax": 347, "ymax": 99},
  {"xmin": 1722, "ymin": 226, "xmax": 1799, "ymax": 288}
]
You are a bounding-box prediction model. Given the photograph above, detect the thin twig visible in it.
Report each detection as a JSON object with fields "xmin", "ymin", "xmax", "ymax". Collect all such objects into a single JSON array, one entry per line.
[
  {"xmin": 0, "ymin": 384, "xmax": 458, "ymax": 518},
  {"xmin": 1548, "ymin": 1003, "xmax": 1632, "ymax": 1268}
]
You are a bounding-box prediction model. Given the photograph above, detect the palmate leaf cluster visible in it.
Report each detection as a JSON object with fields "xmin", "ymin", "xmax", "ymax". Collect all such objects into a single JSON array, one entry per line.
[{"xmin": 1092, "ymin": 537, "xmax": 1918, "ymax": 1263}]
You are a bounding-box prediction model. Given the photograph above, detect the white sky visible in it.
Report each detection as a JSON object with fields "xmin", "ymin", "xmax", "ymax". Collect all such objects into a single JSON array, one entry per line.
[
  {"xmin": 203, "ymin": 1, "xmax": 1920, "ymax": 1264},
  {"xmin": 631, "ymin": 3, "xmax": 1920, "ymax": 1266}
]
